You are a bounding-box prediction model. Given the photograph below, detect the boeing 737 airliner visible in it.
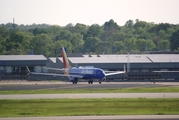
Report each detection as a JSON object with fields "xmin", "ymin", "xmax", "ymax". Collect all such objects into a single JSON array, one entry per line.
[{"xmin": 27, "ymin": 47, "xmax": 125, "ymax": 84}]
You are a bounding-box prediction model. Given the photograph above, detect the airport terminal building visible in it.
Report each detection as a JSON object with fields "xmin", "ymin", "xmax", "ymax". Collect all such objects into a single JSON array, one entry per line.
[
  {"xmin": 0, "ymin": 54, "xmax": 179, "ymax": 81},
  {"xmin": 0, "ymin": 55, "xmax": 47, "ymax": 80}
]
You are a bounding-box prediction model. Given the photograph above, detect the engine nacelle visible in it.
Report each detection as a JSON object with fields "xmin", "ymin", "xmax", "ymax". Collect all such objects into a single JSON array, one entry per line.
[{"xmin": 69, "ymin": 76, "xmax": 78, "ymax": 84}]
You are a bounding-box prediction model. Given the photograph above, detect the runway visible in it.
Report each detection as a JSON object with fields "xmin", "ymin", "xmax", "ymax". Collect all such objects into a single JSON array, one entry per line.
[
  {"xmin": 1, "ymin": 81, "xmax": 179, "ymax": 99},
  {"xmin": 0, "ymin": 81, "xmax": 178, "ymax": 90},
  {"xmin": 0, "ymin": 81, "xmax": 179, "ymax": 120}
]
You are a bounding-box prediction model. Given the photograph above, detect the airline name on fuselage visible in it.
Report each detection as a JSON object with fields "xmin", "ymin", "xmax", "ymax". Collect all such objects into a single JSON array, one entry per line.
[{"xmin": 81, "ymin": 69, "xmax": 93, "ymax": 74}]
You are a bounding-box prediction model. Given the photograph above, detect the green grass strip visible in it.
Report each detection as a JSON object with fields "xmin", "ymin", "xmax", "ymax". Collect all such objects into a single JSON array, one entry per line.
[
  {"xmin": 0, "ymin": 98, "xmax": 179, "ymax": 117},
  {"xmin": 0, "ymin": 87, "xmax": 179, "ymax": 94}
]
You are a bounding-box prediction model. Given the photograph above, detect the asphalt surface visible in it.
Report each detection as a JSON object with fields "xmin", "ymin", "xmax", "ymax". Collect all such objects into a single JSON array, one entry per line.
[
  {"xmin": 0, "ymin": 115, "xmax": 179, "ymax": 120},
  {"xmin": 0, "ymin": 81, "xmax": 179, "ymax": 120},
  {"xmin": 1, "ymin": 93, "xmax": 179, "ymax": 99},
  {"xmin": 0, "ymin": 81, "xmax": 178, "ymax": 90}
]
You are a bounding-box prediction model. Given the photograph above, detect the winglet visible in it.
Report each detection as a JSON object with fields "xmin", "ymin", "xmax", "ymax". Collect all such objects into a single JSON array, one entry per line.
[
  {"xmin": 26, "ymin": 66, "xmax": 31, "ymax": 73},
  {"xmin": 124, "ymin": 64, "xmax": 126, "ymax": 73},
  {"xmin": 124, "ymin": 64, "xmax": 128, "ymax": 76}
]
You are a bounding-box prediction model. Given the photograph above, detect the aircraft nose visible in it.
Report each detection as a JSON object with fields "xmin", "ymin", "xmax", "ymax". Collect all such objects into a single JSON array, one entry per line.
[{"xmin": 102, "ymin": 71, "xmax": 105, "ymax": 77}]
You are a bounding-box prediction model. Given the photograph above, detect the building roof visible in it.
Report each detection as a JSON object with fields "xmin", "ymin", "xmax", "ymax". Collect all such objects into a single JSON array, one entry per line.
[
  {"xmin": 57, "ymin": 54, "xmax": 179, "ymax": 64},
  {"xmin": 48, "ymin": 57, "xmax": 56, "ymax": 63},
  {"xmin": 67, "ymin": 53, "xmax": 83, "ymax": 57},
  {"xmin": 146, "ymin": 54, "xmax": 179, "ymax": 62},
  {"xmin": 0, "ymin": 55, "xmax": 47, "ymax": 61}
]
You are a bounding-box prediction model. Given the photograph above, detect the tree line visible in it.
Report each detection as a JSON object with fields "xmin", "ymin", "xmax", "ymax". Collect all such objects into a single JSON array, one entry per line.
[{"xmin": 0, "ymin": 19, "xmax": 179, "ymax": 57}]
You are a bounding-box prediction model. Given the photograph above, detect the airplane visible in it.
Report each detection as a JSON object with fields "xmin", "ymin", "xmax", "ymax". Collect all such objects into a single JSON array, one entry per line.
[{"xmin": 26, "ymin": 47, "xmax": 126, "ymax": 84}]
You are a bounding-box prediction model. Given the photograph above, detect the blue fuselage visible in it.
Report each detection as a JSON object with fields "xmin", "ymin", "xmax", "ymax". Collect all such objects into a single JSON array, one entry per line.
[{"xmin": 68, "ymin": 67, "xmax": 105, "ymax": 80}]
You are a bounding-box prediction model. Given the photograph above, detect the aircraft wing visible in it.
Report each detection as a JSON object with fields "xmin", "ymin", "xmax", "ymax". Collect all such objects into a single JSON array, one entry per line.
[
  {"xmin": 29, "ymin": 72, "xmax": 84, "ymax": 78},
  {"xmin": 26, "ymin": 66, "xmax": 83, "ymax": 78},
  {"xmin": 105, "ymin": 64, "xmax": 126, "ymax": 76},
  {"xmin": 42, "ymin": 67, "xmax": 64, "ymax": 71},
  {"xmin": 105, "ymin": 71, "xmax": 125, "ymax": 76},
  {"xmin": 29, "ymin": 72, "xmax": 67, "ymax": 76}
]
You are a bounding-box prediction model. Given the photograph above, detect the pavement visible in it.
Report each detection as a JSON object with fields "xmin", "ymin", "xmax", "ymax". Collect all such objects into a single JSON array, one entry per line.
[
  {"xmin": 0, "ymin": 115, "xmax": 179, "ymax": 120},
  {"xmin": 0, "ymin": 81, "xmax": 179, "ymax": 120}
]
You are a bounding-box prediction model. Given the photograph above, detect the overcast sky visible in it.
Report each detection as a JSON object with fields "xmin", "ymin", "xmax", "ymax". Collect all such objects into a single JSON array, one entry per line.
[{"xmin": 0, "ymin": 0, "xmax": 179, "ymax": 26}]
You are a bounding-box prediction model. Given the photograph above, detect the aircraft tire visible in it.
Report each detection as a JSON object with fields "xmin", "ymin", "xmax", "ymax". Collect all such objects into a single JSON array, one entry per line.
[
  {"xmin": 73, "ymin": 81, "xmax": 77, "ymax": 84},
  {"xmin": 74, "ymin": 78, "xmax": 78, "ymax": 84},
  {"xmin": 88, "ymin": 81, "xmax": 93, "ymax": 84}
]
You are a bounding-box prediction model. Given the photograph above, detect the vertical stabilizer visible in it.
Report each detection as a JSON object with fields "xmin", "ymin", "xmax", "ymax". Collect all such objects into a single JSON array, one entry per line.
[{"xmin": 61, "ymin": 47, "xmax": 71, "ymax": 69}]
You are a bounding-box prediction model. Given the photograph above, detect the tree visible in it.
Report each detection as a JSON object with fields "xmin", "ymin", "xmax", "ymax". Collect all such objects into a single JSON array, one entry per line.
[
  {"xmin": 30, "ymin": 27, "xmax": 47, "ymax": 36},
  {"xmin": 86, "ymin": 24, "xmax": 103, "ymax": 37},
  {"xmin": 70, "ymin": 33, "xmax": 84, "ymax": 52},
  {"xmin": 104, "ymin": 19, "xmax": 118, "ymax": 31},
  {"xmin": 0, "ymin": 20, "xmax": 179, "ymax": 55},
  {"xmin": 104, "ymin": 19, "xmax": 119, "ymax": 41},
  {"xmin": 124, "ymin": 19, "xmax": 134, "ymax": 28},
  {"xmin": 0, "ymin": 26, "xmax": 9, "ymax": 38},
  {"xmin": 112, "ymin": 41, "xmax": 125, "ymax": 53},
  {"xmin": 0, "ymin": 35, "xmax": 6, "ymax": 54},
  {"xmin": 134, "ymin": 20, "xmax": 148, "ymax": 29},
  {"xmin": 50, "ymin": 40, "xmax": 73, "ymax": 56},
  {"xmin": 5, "ymin": 32, "xmax": 25, "ymax": 54},
  {"xmin": 65, "ymin": 23, "xmax": 73, "ymax": 28},
  {"xmin": 152, "ymin": 36, "xmax": 161, "ymax": 50},
  {"xmin": 46, "ymin": 25, "xmax": 62, "ymax": 40},
  {"xmin": 55, "ymin": 30, "xmax": 73, "ymax": 41},
  {"xmin": 147, "ymin": 39, "xmax": 156, "ymax": 51},
  {"xmin": 158, "ymin": 30, "xmax": 166, "ymax": 39},
  {"xmin": 103, "ymin": 19, "xmax": 119, "ymax": 53},
  {"xmin": 69, "ymin": 23, "xmax": 88, "ymax": 39},
  {"xmin": 158, "ymin": 40, "xmax": 170, "ymax": 51},
  {"xmin": 83, "ymin": 37, "xmax": 101, "ymax": 53},
  {"xmin": 124, "ymin": 38, "xmax": 137, "ymax": 52},
  {"xmin": 30, "ymin": 33, "xmax": 52, "ymax": 56},
  {"xmin": 136, "ymin": 39, "xmax": 146, "ymax": 52},
  {"xmin": 156, "ymin": 23, "xmax": 172, "ymax": 32},
  {"xmin": 170, "ymin": 29, "xmax": 179, "ymax": 51},
  {"xmin": 110, "ymin": 32, "xmax": 125, "ymax": 42}
]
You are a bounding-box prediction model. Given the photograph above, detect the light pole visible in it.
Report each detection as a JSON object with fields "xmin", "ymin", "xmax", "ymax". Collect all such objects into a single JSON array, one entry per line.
[{"xmin": 127, "ymin": 51, "xmax": 130, "ymax": 72}]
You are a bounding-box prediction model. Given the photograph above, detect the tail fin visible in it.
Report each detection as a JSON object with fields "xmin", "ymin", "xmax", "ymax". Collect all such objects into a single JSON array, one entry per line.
[{"xmin": 61, "ymin": 47, "xmax": 71, "ymax": 69}]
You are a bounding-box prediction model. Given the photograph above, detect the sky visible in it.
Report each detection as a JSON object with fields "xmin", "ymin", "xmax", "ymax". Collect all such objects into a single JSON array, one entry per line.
[{"xmin": 0, "ymin": 0, "xmax": 179, "ymax": 26}]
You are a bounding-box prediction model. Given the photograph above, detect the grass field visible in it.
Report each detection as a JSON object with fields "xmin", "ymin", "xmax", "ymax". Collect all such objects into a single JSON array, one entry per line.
[
  {"xmin": 0, "ymin": 85, "xmax": 179, "ymax": 117},
  {"xmin": 0, "ymin": 87, "xmax": 179, "ymax": 94},
  {"xmin": 0, "ymin": 98, "xmax": 179, "ymax": 117}
]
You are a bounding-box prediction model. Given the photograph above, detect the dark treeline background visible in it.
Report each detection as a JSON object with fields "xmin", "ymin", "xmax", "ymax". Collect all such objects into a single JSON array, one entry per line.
[{"xmin": 0, "ymin": 19, "xmax": 179, "ymax": 57}]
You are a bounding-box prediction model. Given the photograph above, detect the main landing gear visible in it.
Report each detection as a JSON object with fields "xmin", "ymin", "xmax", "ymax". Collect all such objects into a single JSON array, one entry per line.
[
  {"xmin": 88, "ymin": 80, "xmax": 93, "ymax": 84},
  {"xmin": 72, "ymin": 77, "xmax": 78, "ymax": 84},
  {"xmin": 88, "ymin": 80, "xmax": 102, "ymax": 84},
  {"xmin": 73, "ymin": 81, "xmax": 77, "ymax": 84}
]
